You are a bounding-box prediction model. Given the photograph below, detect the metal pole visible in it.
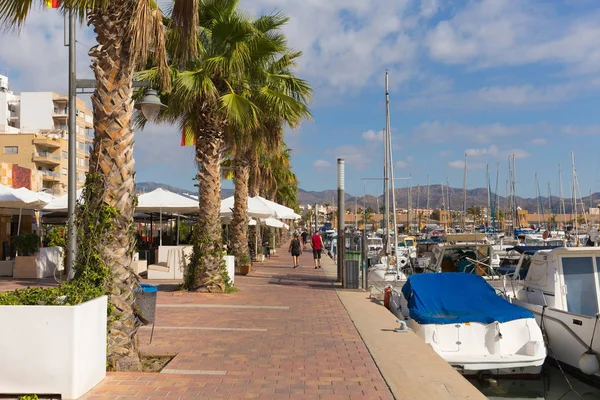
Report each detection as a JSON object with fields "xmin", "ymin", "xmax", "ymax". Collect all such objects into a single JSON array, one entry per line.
[
  {"xmin": 66, "ymin": 10, "xmax": 77, "ymax": 280},
  {"xmin": 337, "ymin": 159, "xmax": 345, "ymax": 284}
]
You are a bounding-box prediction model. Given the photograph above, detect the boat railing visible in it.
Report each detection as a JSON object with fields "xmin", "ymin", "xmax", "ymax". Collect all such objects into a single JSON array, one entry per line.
[{"xmin": 464, "ymin": 256, "xmax": 502, "ymax": 281}]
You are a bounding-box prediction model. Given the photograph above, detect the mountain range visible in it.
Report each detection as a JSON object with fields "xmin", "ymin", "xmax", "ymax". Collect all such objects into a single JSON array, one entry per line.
[{"xmin": 137, "ymin": 182, "xmax": 599, "ymax": 214}]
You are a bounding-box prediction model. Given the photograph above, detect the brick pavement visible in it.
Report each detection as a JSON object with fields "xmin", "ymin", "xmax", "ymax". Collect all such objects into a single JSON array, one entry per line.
[{"xmin": 3, "ymin": 246, "xmax": 395, "ymax": 400}]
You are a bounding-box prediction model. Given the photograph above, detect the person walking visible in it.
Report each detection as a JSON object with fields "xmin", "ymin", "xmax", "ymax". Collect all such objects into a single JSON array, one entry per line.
[
  {"xmin": 311, "ymin": 231, "xmax": 324, "ymax": 269},
  {"xmin": 289, "ymin": 233, "xmax": 302, "ymax": 268},
  {"xmin": 301, "ymin": 230, "xmax": 308, "ymax": 250}
]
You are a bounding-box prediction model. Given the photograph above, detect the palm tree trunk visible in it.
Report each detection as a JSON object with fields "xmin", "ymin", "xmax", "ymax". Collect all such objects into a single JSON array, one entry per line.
[
  {"xmin": 185, "ymin": 127, "xmax": 227, "ymax": 292},
  {"xmin": 248, "ymin": 152, "xmax": 261, "ymax": 257},
  {"xmin": 231, "ymin": 156, "xmax": 250, "ymax": 261},
  {"xmin": 87, "ymin": 1, "xmax": 141, "ymax": 372}
]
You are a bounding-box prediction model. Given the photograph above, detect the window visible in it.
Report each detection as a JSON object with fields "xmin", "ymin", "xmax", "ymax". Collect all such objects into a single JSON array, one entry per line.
[
  {"xmin": 62, "ymin": 151, "xmax": 67, "ymax": 159},
  {"xmin": 61, "ymin": 168, "xmax": 67, "ymax": 176},
  {"xmin": 78, "ymin": 141, "xmax": 85, "ymax": 151},
  {"xmin": 562, "ymin": 257, "xmax": 599, "ymax": 317},
  {"xmin": 3, "ymin": 146, "xmax": 17, "ymax": 154}
]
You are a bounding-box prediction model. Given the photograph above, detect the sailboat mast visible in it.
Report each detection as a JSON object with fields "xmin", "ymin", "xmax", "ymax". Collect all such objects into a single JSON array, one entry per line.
[
  {"xmin": 548, "ymin": 182, "xmax": 552, "ymax": 230},
  {"xmin": 535, "ymin": 173, "xmax": 540, "ymax": 226},
  {"xmin": 386, "ymin": 76, "xmax": 399, "ymax": 264},
  {"xmin": 495, "ymin": 163, "xmax": 500, "ymax": 229},
  {"xmin": 384, "ymin": 72, "xmax": 390, "ymax": 255},
  {"xmin": 462, "ymin": 153, "xmax": 467, "ymax": 232},
  {"xmin": 426, "ymin": 175, "xmax": 431, "ymax": 227},
  {"xmin": 446, "ymin": 177, "xmax": 451, "ymax": 226},
  {"xmin": 486, "ymin": 164, "xmax": 490, "ymax": 228},
  {"xmin": 571, "ymin": 152, "xmax": 577, "ymax": 234},
  {"xmin": 559, "ymin": 164, "xmax": 566, "ymax": 230},
  {"xmin": 408, "ymin": 178, "xmax": 412, "ymax": 234}
]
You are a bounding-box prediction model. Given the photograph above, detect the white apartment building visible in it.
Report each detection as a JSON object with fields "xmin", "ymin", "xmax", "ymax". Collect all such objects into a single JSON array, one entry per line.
[{"xmin": 0, "ymin": 75, "xmax": 93, "ymax": 195}]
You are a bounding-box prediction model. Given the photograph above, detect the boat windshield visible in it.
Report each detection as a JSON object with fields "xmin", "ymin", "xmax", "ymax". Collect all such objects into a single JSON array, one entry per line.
[{"xmin": 561, "ymin": 256, "xmax": 600, "ymax": 317}]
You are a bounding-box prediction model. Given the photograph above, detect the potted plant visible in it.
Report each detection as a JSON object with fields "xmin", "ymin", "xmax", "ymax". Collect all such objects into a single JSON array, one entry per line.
[
  {"xmin": 0, "ymin": 286, "xmax": 107, "ymax": 399},
  {"xmin": 235, "ymin": 253, "xmax": 252, "ymax": 275},
  {"xmin": 11, "ymin": 233, "xmax": 41, "ymax": 279}
]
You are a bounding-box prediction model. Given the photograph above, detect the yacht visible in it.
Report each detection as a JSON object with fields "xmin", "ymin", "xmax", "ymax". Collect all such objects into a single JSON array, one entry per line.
[
  {"xmin": 510, "ymin": 247, "xmax": 600, "ymax": 381},
  {"xmin": 391, "ymin": 273, "xmax": 546, "ymax": 377}
]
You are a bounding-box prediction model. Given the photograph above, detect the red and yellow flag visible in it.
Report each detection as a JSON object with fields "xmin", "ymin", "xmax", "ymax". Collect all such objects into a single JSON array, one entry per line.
[
  {"xmin": 45, "ymin": 0, "xmax": 60, "ymax": 8},
  {"xmin": 181, "ymin": 122, "xmax": 195, "ymax": 146}
]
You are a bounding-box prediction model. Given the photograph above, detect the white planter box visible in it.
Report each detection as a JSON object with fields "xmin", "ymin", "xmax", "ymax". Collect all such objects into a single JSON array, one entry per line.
[
  {"xmin": 0, "ymin": 296, "xmax": 107, "ymax": 399},
  {"xmin": 223, "ymin": 255, "xmax": 234, "ymax": 285}
]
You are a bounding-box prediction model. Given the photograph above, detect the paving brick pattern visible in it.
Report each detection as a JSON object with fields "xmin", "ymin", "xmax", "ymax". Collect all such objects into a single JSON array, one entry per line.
[{"xmin": 3, "ymin": 247, "xmax": 394, "ymax": 400}]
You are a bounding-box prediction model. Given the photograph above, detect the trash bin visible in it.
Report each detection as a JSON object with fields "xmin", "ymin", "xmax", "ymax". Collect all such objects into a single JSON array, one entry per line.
[
  {"xmin": 345, "ymin": 250, "xmax": 361, "ymax": 261},
  {"xmin": 135, "ymin": 283, "xmax": 157, "ymax": 325},
  {"xmin": 135, "ymin": 283, "xmax": 158, "ymax": 343}
]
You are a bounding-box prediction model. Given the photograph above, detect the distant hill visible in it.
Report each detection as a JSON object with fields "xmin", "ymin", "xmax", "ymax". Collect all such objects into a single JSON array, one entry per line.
[{"xmin": 138, "ymin": 182, "xmax": 599, "ymax": 213}]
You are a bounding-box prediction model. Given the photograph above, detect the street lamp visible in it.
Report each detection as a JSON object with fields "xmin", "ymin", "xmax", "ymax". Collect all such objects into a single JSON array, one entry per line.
[{"xmin": 134, "ymin": 89, "xmax": 167, "ymax": 120}]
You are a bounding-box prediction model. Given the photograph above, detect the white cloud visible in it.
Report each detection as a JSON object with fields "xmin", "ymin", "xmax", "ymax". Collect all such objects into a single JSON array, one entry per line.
[
  {"xmin": 361, "ymin": 129, "xmax": 384, "ymax": 141},
  {"xmin": 395, "ymin": 156, "xmax": 413, "ymax": 169},
  {"xmin": 465, "ymin": 145, "xmax": 499, "ymax": 157},
  {"xmin": 313, "ymin": 160, "xmax": 332, "ymax": 170},
  {"xmin": 505, "ymin": 149, "xmax": 531, "ymax": 159},
  {"xmin": 531, "ymin": 138, "xmax": 547, "ymax": 145},
  {"xmin": 326, "ymin": 145, "xmax": 372, "ymax": 170},
  {"xmin": 419, "ymin": 0, "xmax": 441, "ymax": 19},
  {"xmin": 425, "ymin": 0, "xmax": 600, "ymax": 75},
  {"xmin": 0, "ymin": 9, "xmax": 95, "ymax": 92},
  {"xmin": 562, "ymin": 125, "xmax": 600, "ymax": 135},
  {"xmin": 245, "ymin": 0, "xmax": 420, "ymax": 92},
  {"xmin": 448, "ymin": 160, "xmax": 486, "ymax": 170},
  {"xmin": 402, "ymin": 82, "xmax": 587, "ymax": 110},
  {"xmin": 412, "ymin": 121, "xmax": 538, "ymax": 143}
]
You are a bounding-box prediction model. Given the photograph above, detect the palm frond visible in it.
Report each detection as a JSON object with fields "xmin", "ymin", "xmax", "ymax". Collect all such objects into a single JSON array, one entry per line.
[
  {"xmin": 169, "ymin": 0, "xmax": 199, "ymax": 63},
  {"xmin": 219, "ymin": 91, "xmax": 259, "ymax": 130}
]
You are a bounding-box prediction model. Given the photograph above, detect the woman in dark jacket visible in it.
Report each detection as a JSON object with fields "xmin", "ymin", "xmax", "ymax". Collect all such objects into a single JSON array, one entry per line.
[{"xmin": 288, "ymin": 233, "xmax": 302, "ymax": 268}]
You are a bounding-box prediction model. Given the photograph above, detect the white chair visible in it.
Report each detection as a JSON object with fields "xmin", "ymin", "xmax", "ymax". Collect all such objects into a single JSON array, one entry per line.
[{"xmin": 147, "ymin": 248, "xmax": 179, "ymax": 279}]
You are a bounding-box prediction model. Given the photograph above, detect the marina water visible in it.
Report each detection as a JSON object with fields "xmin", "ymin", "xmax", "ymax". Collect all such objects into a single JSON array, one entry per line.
[{"xmin": 471, "ymin": 362, "xmax": 600, "ymax": 399}]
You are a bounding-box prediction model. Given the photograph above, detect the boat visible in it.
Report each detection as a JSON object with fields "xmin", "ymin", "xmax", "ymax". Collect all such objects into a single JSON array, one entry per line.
[
  {"xmin": 510, "ymin": 246, "xmax": 600, "ymax": 381},
  {"xmin": 391, "ymin": 273, "xmax": 546, "ymax": 377}
]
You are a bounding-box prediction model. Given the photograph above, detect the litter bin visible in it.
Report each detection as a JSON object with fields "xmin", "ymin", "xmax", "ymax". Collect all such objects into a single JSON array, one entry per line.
[
  {"xmin": 345, "ymin": 250, "xmax": 361, "ymax": 261},
  {"xmin": 135, "ymin": 283, "xmax": 158, "ymax": 343}
]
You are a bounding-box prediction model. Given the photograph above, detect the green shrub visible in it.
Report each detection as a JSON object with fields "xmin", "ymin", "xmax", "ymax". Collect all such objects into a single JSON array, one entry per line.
[
  {"xmin": 46, "ymin": 228, "xmax": 66, "ymax": 248},
  {"xmin": 236, "ymin": 253, "xmax": 251, "ymax": 267},
  {"xmin": 11, "ymin": 233, "xmax": 40, "ymax": 256}
]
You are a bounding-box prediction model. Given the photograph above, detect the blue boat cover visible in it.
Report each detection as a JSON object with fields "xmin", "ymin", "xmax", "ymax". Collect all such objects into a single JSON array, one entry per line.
[{"xmin": 401, "ymin": 273, "xmax": 534, "ymax": 325}]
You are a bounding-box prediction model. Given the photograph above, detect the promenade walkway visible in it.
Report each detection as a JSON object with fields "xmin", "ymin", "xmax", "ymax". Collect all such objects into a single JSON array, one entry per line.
[{"xmin": 83, "ymin": 246, "xmax": 394, "ymax": 399}]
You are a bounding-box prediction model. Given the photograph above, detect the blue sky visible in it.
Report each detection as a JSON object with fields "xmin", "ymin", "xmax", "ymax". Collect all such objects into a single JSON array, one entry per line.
[{"xmin": 2, "ymin": 0, "xmax": 600, "ymax": 199}]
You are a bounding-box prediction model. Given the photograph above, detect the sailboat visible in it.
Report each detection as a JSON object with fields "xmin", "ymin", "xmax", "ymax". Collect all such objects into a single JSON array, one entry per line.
[{"xmin": 368, "ymin": 72, "xmax": 408, "ymax": 290}]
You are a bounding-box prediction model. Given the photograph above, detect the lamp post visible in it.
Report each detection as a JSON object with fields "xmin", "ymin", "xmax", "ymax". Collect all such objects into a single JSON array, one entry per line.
[
  {"xmin": 337, "ymin": 158, "xmax": 345, "ymax": 284},
  {"xmin": 65, "ymin": 13, "xmax": 167, "ymax": 278}
]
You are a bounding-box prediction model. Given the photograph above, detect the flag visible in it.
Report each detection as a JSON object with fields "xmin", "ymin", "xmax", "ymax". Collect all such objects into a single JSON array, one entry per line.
[
  {"xmin": 181, "ymin": 123, "xmax": 195, "ymax": 146},
  {"xmin": 45, "ymin": 0, "xmax": 60, "ymax": 8}
]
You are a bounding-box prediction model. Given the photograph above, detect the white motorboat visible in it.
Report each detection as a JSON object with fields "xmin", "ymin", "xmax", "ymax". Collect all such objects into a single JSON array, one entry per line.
[
  {"xmin": 511, "ymin": 246, "xmax": 600, "ymax": 381},
  {"xmin": 391, "ymin": 273, "xmax": 546, "ymax": 377}
]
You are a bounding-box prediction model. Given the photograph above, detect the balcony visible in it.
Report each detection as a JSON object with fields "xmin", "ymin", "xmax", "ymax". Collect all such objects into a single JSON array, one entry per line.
[
  {"xmin": 32, "ymin": 151, "xmax": 61, "ymax": 166},
  {"xmin": 42, "ymin": 171, "xmax": 60, "ymax": 182},
  {"xmin": 53, "ymin": 108, "xmax": 68, "ymax": 119},
  {"xmin": 33, "ymin": 137, "xmax": 61, "ymax": 149}
]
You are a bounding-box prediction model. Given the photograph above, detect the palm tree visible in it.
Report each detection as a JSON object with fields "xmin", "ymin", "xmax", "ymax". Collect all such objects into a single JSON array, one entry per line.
[
  {"xmin": 139, "ymin": 0, "xmax": 305, "ymax": 290},
  {"xmin": 0, "ymin": 0, "xmax": 199, "ymax": 371},
  {"xmin": 228, "ymin": 46, "xmax": 311, "ymax": 266}
]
